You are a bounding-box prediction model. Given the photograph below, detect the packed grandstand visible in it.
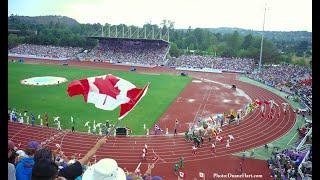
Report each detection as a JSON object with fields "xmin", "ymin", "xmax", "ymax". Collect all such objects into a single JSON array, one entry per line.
[
  {"xmin": 8, "ymin": 37, "xmax": 312, "ymax": 180},
  {"xmin": 8, "ymin": 42, "xmax": 312, "ymax": 111}
]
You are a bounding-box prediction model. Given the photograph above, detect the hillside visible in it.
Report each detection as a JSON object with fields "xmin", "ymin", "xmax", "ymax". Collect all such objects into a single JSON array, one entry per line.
[
  {"xmin": 205, "ymin": 27, "xmax": 311, "ymax": 43},
  {"xmin": 8, "ymin": 15, "xmax": 79, "ymax": 27}
]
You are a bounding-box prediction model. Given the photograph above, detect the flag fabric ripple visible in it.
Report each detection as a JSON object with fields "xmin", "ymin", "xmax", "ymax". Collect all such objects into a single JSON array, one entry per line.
[{"xmin": 67, "ymin": 74, "xmax": 149, "ymax": 120}]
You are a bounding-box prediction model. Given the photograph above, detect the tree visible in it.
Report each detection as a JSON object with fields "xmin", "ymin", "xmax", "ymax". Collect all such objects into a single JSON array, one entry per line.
[
  {"xmin": 169, "ymin": 42, "xmax": 181, "ymax": 57},
  {"xmin": 8, "ymin": 34, "xmax": 22, "ymax": 49},
  {"xmin": 295, "ymin": 40, "xmax": 309, "ymax": 56},
  {"xmin": 226, "ymin": 31, "xmax": 242, "ymax": 50},
  {"xmin": 241, "ymin": 34, "xmax": 253, "ymax": 49}
]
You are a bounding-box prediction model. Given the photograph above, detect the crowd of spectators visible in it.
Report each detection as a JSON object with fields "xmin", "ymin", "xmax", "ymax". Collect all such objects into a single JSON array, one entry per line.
[
  {"xmin": 8, "ymin": 136, "xmax": 163, "ymax": 180},
  {"xmin": 86, "ymin": 48, "xmax": 109, "ymax": 62},
  {"xmin": 167, "ymin": 55, "xmax": 255, "ymax": 73},
  {"xmin": 86, "ymin": 39, "xmax": 170, "ymax": 66},
  {"xmin": 267, "ymin": 148, "xmax": 309, "ymax": 179},
  {"xmin": 8, "ymin": 108, "xmax": 163, "ymax": 180},
  {"xmin": 266, "ymin": 116, "xmax": 312, "ymax": 180},
  {"xmin": 300, "ymin": 148, "xmax": 312, "ymax": 179},
  {"xmin": 8, "ymin": 44, "xmax": 83, "ymax": 59},
  {"xmin": 247, "ymin": 64, "xmax": 312, "ymax": 109}
]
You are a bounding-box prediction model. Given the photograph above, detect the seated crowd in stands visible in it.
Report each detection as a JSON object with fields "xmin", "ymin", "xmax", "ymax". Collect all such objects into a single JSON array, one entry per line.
[
  {"xmin": 300, "ymin": 148, "xmax": 312, "ymax": 179},
  {"xmin": 167, "ymin": 55, "xmax": 255, "ymax": 73},
  {"xmin": 8, "ymin": 137, "xmax": 163, "ymax": 180},
  {"xmin": 86, "ymin": 39, "xmax": 169, "ymax": 66},
  {"xmin": 247, "ymin": 64, "xmax": 312, "ymax": 109},
  {"xmin": 9, "ymin": 44, "xmax": 83, "ymax": 59},
  {"xmin": 266, "ymin": 117, "xmax": 312, "ymax": 180},
  {"xmin": 297, "ymin": 122, "xmax": 312, "ymax": 139},
  {"xmin": 267, "ymin": 148, "xmax": 310, "ymax": 179}
]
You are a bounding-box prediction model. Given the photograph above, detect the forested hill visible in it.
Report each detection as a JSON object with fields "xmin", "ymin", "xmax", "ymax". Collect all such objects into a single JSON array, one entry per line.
[
  {"xmin": 204, "ymin": 27, "xmax": 311, "ymax": 43},
  {"xmin": 8, "ymin": 15, "xmax": 79, "ymax": 26},
  {"xmin": 179, "ymin": 27, "xmax": 311, "ymax": 43}
]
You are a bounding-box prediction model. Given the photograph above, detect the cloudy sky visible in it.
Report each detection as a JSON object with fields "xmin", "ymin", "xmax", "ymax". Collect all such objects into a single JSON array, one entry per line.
[{"xmin": 8, "ymin": 0, "xmax": 312, "ymax": 32}]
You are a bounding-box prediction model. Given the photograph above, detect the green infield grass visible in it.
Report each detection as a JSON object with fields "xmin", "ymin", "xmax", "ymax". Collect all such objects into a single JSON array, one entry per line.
[{"xmin": 8, "ymin": 62, "xmax": 191, "ymax": 135}]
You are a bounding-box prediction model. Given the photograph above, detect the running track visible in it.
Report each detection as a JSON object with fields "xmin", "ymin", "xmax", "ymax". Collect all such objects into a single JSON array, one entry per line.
[{"xmin": 8, "ymin": 59, "xmax": 296, "ymax": 179}]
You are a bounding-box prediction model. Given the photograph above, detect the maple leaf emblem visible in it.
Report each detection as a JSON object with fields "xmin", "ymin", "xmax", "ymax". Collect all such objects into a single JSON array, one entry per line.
[{"xmin": 93, "ymin": 75, "xmax": 120, "ymax": 100}]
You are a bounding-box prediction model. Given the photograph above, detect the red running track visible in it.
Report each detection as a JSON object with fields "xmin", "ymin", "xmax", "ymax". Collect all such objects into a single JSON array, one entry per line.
[{"xmin": 8, "ymin": 58, "xmax": 296, "ymax": 179}]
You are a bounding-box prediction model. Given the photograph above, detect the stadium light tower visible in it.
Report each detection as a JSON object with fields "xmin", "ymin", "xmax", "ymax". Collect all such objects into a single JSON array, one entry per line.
[
  {"xmin": 101, "ymin": 25, "xmax": 104, "ymax": 37},
  {"xmin": 258, "ymin": 3, "xmax": 267, "ymax": 73}
]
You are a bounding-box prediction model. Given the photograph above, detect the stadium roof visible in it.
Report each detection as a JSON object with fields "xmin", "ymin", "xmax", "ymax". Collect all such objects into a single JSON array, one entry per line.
[{"xmin": 86, "ymin": 36, "xmax": 169, "ymax": 44}]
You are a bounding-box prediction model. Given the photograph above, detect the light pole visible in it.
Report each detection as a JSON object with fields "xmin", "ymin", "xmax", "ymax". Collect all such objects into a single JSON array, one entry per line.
[{"xmin": 258, "ymin": 4, "xmax": 267, "ymax": 73}]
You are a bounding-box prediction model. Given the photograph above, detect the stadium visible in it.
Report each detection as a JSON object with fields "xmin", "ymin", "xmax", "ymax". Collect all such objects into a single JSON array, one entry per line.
[{"xmin": 8, "ymin": 3, "xmax": 312, "ymax": 180}]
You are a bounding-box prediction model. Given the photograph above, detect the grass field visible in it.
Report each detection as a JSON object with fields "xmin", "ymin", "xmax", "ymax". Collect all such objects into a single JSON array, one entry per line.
[{"xmin": 8, "ymin": 62, "xmax": 191, "ymax": 135}]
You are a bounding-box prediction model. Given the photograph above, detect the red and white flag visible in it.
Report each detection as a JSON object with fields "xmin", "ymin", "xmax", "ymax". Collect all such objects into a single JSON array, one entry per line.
[
  {"xmin": 179, "ymin": 171, "xmax": 185, "ymax": 178},
  {"xmin": 255, "ymin": 99, "xmax": 263, "ymax": 106},
  {"xmin": 199, "ymin": 172, "xmax": 205, "ymax": 178},
  {"xmin": 67, "ymin": 74, "xmax": 149, "ymax": 120},
  {"xmin": 216, "ymin": 135, "xmax": 223, "ymax": 142}
]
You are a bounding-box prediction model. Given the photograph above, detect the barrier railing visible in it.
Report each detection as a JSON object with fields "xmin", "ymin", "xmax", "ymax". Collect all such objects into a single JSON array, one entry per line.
[
  {"xmin": 298, "ymin": 149, "xmax": 311, "ymax": 179},
  {"xmin": 296, "ymin": 127, "xmax": 312, "ymax": 151}
]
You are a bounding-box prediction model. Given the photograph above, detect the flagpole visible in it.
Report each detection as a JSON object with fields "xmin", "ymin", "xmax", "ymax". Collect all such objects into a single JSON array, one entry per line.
[
  {"xmin": 258, "ymin": 3, "xmax": 267, "ymax": 73},
  {"xmin": 106, "ymin": 120, "xmax": 121, "ymax": 137},
  {"xmin": 103, "ymin": 95, "xmax": 108, "ymax": 105},
  {"xmin": 105, "ymin": 82, "xmax": 150, "ymax": 136},
  {"xmin": 133, "ymin": 82, "xmax": 150, "ymax": 102}
]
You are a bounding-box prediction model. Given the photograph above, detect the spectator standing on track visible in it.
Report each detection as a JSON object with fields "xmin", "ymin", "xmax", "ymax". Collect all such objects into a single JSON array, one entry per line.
[
  {"xmin": 282, "ymin": 102, "xmax": 289, "ymax": 114},
  {"xmin": 31, "ymin": 113, "xmax": 35, "ymax": 126},
  {"xmin": 57, "ymin": 120, "xmax": 62, "ymax": 131},
  {"xmin": 19, "ymin": 116, "xmax": 24, "ymax": 124},
  {"xmin": 174, "ymin": 163, "xmax": 179, "ymax": 175},
  {"xmin": 217, "ymin": 127, "xmax": 222, "ymax": 134},
  {"xmin": 12, "ymin": 112, "xmax": 17, "ymax": 122},
  {"xmin": 211, "ymin": 142, "xmax": 216, "ymax": 154},
  {"xmin": 260, "ymin": 103, "xmax": 265, "ymax": 117},
  {"xmin": 71, "ymin": 116, "xmax": 75, "ymax": 132},
  {"xmin": 192, "ymin": 144, "xmax": 197, "ymax": 155},
  {"xmin": 242, "ymin": 152, "xmax": 246, "ymax": 163},
  {"xmin": 143, "ymin": 148, "xmax": 146, "ymax": 156},
  {"xmin": 237, "ymin": 112, "xmax": 240, "ymax": 125},
  {"xmin": 144, "ymin": 144, "xmax": 148, "ymax": 154},
  {"xmin": 105, "ymin": 120, "xmax": 110, "ymax": 135},
  {"xmin": 141, "ymin": 152, "xmax": 146, "ymax": 161},
  {"xmin": 208, "ymin": 131, "xmax": 212, "ymax": 142},
  {"xmin": 179, "ymin": 157, "xmax": 184, "ymax": 169},
  {"xmin": 193, "ymin": 135, "xmax": 200, "ymax": 148},
  {"xmin": 239, "ymin": 162, "xmax": 243, "ymax": 173},
  {"xmin": 44, "ymin": 112, "xmax": 49, "ymax": 128},
  {"xmin": 174, "ymin": 119, "xmax": 179, "ymax": 136},
  {"xmin": 200, "ymin": 136, "xmax": 204, "ymax": 146},
  {"xmin": 250, "ymin": 149, "xmax": 255, "ymax": 157},
  {"xmin": 184, "ymin": 131, "xmax": 190, "ymax": 141},
  {"xmin": 226, "ymin": 139, "xmax": 230, "ymax": 149},
  {"xmin": 268, "ymin": 99, "xmax": 279, "ymax": 113},
  {"xmin": 228, "ymin": 134, "xmax": 234, "ymax": 142}
]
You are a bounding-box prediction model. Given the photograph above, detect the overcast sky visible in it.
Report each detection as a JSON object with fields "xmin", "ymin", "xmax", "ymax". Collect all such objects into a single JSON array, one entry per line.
[{"xmin": 8, "ymin": 0, "xmax": 312, "ymax": 32}]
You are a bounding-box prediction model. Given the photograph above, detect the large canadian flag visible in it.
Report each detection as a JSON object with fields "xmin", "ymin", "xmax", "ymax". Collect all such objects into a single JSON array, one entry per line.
[{"xmin": 67, "ymin": 74, "xmax": 149, "ymax": 120}]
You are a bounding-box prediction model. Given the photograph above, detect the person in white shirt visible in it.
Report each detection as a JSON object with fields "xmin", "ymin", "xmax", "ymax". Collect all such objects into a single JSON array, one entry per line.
[
  {"xmin": 226, "ymin": 139, "xmax": 230, "ymax": 148},
  {"xmin": 228, "ymin": 134, "xmax": 234, "ymax": 142}
]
